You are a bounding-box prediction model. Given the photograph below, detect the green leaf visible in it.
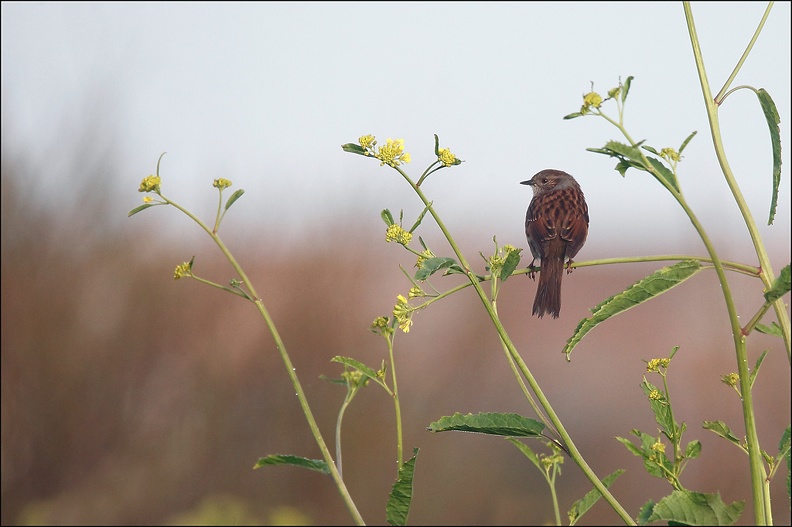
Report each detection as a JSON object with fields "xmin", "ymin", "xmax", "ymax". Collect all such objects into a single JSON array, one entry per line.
[
  {"xmin": 386, "ymin": 448, "xmax": 419, "ymax": 526},
  {"xmin": 342, "ymin": 142, "xmax": 368, "ymax": 156},
  {"xmin": 749, "ymin": 350, "xmax": 768, "ymax": 389},
  {"xmin": 505, "ymin": 438, "xmax": 543, "ymax": 472},
  {"xmin": 646, "ymin": 156, "xmax": 679, "ymax": 192},
  {"xmin": 678, "ymin": 131, "xmax": 697, "ymax": 154},
  {"xmin": 647, "ymin": 490, "xmax": 744, "ymax": 525},
  {"xmin": 641, "ymin": 145, "xmax": 661, "ymax": 156},
  {"xmin": 642, "ymin": 379, "xmax": 676, "ymax": 435},
  {"xmin": 408, "ymin": 202, "xmax": 432, "ymax": 233},
  {"xmin": 563, "ymin": 260, "xmax": 701, "ymax": 359},
  {"xmin": 253, "ymin": 454, "xmax": 330, "ymax": 474},
  {"xmin": 500, "ymin": 248, "xmax": 522, "ymax": 282},
  {"xmin": 685, "ymin": 440, "xmax": 702, "ymax": 459},
  {"xmin": 636, "ymin": 500, "xmax": 656, "ymax": 525},
  {"xmin": 415, "ymin": 256, "xmax": 458, "ymax": 281},
  {"xmin": 563, "ymin": 112, "xmax": 584, "ymax": 120},
  {"xmin": 433, "ymin": 134, "xmax": 440, "ymax": 156},
  {"xmin": 755, "ymin": 322, "xmax": 784, "ymax": 337},
  {"xmin": 621, "ymin": 76, "xmax": 634, "ymax": 104},
  {"xmin": 567, "ymin": 469, "xmax": 625, "ymax": 526},
  {"xmin": 756, "ymin": 89, "xmax": 782, "ymax": 224},
  {"xmin": 427, "ymin": 412, "xmax": 545, "ymax": 437},
  {"xmin": 331, "ymin": 356, "xmax": 379, "ymax": 380},
  {"xmin": 615, "ymin": 435, "xmax": 646, "ymax": 458},
  {"xmin": 779, "ymin": 426, "xmax": 790, "ymax": 500},
  {"xmin": 224, "ymin": 189, "xmax": 245, "ymax": 211},
  {"xmin": 764, "ymin": 264, "xmax": 791, "ymax": 303},
  {"xmin": 381, "ymin": 209, "xmax": 395, "ymax": 226},
  {"xmin": 128, "ymin": 203, "xmax": 160, "ymax": 217},
  {"xmin": 703, "ymin": 421, "xmax": 744, "ymax": 451}
]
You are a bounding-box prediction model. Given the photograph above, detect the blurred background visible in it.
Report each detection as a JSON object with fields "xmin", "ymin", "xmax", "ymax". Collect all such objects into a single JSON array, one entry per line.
[{"xmin": 2, "ymin": 2, "xmax": 790, "ymax": 525}]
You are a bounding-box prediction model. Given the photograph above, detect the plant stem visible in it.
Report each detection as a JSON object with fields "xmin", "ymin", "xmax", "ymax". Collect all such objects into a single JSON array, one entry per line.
[
  {"xmin": 684, "ymin": 3, "xmax": 777, "ymax": 522},
  {"xmin": 387, "ymin": 334, "xmax": 405, "ymax": 467}
]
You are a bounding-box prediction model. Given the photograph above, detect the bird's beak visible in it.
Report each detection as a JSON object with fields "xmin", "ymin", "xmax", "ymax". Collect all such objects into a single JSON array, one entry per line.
[{"xmin": 520, "ymin": 179, "xmax": 534, "ymax": 186}]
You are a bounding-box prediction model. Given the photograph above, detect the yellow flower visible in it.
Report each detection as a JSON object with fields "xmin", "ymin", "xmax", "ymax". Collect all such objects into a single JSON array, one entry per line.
[
  {"xmin": 173, "ymin": 261, "xmax": 192, "ymax": 280},
  {"xmin": 721, "ymin": 373, "xmax": 740, "ymax": 387},
  {"xmin": 660, "ymin": 148, "xmax": 681, "ymax": 162},
  {"xmin": 651, "ymin": 440, "xmax": 666, "ymax": 453},
  {"xmin": 393, "ymin": 294, "xmax": 414, "ymax": 333},
  {"xmin": 385, "ymin": 224, "xmax": 413, "ymax": 246},
  {"xmin": 437, "ymin": 147, "xmax": 457, "ymax": 167},
  {"xmin": 583, "ymin": 92, "xmax": 603, "ymax": 108},
  {"xmin": 376, "ymin": 138, "xmax": 411, "ymax": 167},
  {"xmin": 213, "ymin": 178, "xmax": 233, "ymax": 190},
  {"xmin": 408, "ymin": 286, "xmax": 424, "ymax": 299},
  {"xmin": 359, "ymin": 134, "xmax": 377, "ymax": 150},
  {"xmin": 143, "ymin": 196, "xmax": 154, "ymax": 203},
  {"xmin": 138, "ymin": 175, "xmax": 161, "ymax": 193},
  {"xmin": 648, "ymin": 389, "xmax": 663, "ymax": 401},
  {"xmin": 646, "ymin": 358, "xmax": 670, "ymax": 372},
  {"xmin": 370, "ymin": 316, "xmax": 393, "ymax": 336}
]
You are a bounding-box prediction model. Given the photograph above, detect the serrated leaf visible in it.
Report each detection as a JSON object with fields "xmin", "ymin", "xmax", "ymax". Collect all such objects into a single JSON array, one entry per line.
[
  {"xmin": 128, "ymin": 203, "xmax": 160, "ymax": 217},
  {"xmin": 563, "ymin": 260, "xmax": 701, "ymax": 359},
  {"xmin": 342, "ymin": 142, "xmax": 368, "ymax": 155},
  {"xmin": 568, "ymin": 469, "xmax": 625, "ymax": 526},
  {"xmin": 646, "ymin": 156, "xmax": 679, "ymax": 191},
  {"xmin": 386, "ymin": 448, "xmax": 419, "ymax": 526},
  {"xmin": 637, "ymin": 500, "xmax": 656, "ymax": 525},
  {"xmin": 427, "ymin": 412, "xmax": 545, "ymax": 437},
  {"xmin": 679, "ymin": 131, "xmax": 697, "ymax": 154},
  {"xmin": 331, "ymin": 356, "xmax": 379, "ymax": 380},
  {"xmin": 764, "ymin": 264, "xmax": 791, "ymax": 303},
  {"xmin": 253, "ymin": 454, "xmax": 330, "ymax": 474},
  {"xmin": 757, "ymin": 89, "xmax": 782, "ymax": 225},
  {"xmin": 500, "ymin": 248, "xmax": 522, "ymax": 282},
  {"xmin": 779, "ymin": 426, "xmax": 790, "ymax": 500},
  {"xmin": 381, "ymin": 209, "xmax": 395, "ymax": 226},
  {"xmin": 224, "ymin": 189, "xmax": 245, "ymax": 211},
  {"xmin": 685, "ymin": 440, "xmax": 702, "ymax": 459},
  {"xmin": 648, "ymin": 490, "xmax": 744, "ymax": 525},
  {"xmin": 703, "ymin": 421, "xmax": 744, "ymax": 450},
  {"xmin": 415, "ymin": 256, "xmax": 458, "ymax": 281}
]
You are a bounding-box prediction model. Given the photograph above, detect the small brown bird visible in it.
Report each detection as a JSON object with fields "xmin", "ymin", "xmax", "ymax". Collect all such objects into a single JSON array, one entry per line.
[{"xmin": 521, "ymin": 169, "xmax": 589, "ymax": 318}]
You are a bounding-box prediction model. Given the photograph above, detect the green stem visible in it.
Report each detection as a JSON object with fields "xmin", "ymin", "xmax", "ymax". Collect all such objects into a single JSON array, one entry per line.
[
  {"xmin": 163, "ymin": 195, "xmax": 366, "ymax": 525},
  {"xmin": 393, "ymin": 169, "xmax": 635, "ymax": 525},
  {"xmin": 685, "ymin": 3, "xmax": 776, "ymax": 522},
  {"xmin": 387, "ymin": 334, "xmax": 405, "ymax": 467}
]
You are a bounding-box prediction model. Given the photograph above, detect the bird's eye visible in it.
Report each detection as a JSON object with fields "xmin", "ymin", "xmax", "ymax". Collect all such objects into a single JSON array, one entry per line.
[{"xmin": 542, "ymin": 178, "xmax": 549, "ymax": 184}]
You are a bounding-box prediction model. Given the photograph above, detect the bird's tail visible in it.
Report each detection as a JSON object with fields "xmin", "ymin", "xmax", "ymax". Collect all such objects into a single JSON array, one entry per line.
[{"xmin": 533, "ymin": 257, "xmax": 563, "ymax": 318}]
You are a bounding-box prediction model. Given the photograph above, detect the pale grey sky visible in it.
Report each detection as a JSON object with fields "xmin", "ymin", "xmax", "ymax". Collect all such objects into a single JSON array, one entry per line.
[{"xmin": 2, "ymin": 2, "xmax": 790, "ymax": 258}]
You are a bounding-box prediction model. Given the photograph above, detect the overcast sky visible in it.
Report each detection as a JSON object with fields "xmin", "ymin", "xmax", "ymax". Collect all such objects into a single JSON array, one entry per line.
[{"xmin": 2, "ymin": 2, "xmax": 790, "ymax": 258}]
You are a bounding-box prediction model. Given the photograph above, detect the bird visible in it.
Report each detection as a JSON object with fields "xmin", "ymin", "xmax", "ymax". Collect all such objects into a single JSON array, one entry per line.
[{"xmin": 521, "ymin": 169, "xmax": 589, "ymax": 318}]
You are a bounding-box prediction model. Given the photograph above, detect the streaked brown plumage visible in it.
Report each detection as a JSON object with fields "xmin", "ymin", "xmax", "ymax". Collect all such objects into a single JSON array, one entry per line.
[{"xmin": 521, "ymin": 169, "xmax": 589, "ymax": 318}]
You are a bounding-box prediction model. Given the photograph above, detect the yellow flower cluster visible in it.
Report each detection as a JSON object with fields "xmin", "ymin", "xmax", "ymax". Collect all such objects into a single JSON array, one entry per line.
[
  {"xmin": 376, "ymin": 138, "xmax": 411, "ymax": 167},
  {"xmin": 213, "ymin": 178, "xmax": 233, "ymax": 190},
  {"xmin": 721, "ymin": 372, "xmax": 740, "ymax": 387},
  {"xmin": 393, "ymin": 294, "xmax": 414, "ymax": 333},
  {"xmin": 139, "ymin": 175, "xmax": 161, "ymax": 193},
  {"xmin": 646, "ymin": 358, "xmax": 671, "ymax": 372},
  {"xmin": 385, "ymin": 224, "xmax": 413, "ymax": 245},
  {"xmin": 437, "ymin": 147, "xmax": 457, "ymax": 167},
  {"xmin": 648, "ymin": 389, "xmax": 663, "ymax": 401},
  {"xmin": 660, "ymin": 148, "xmax": 681, "ymax": 162},
  {"xmin": 359, "ymin": 134, "xmax": 377, "ymax": 150},
  {"xmin": 173, "ymin": 261, "xmax": 192, "ymax": 280},
  {"xmin": 370, "ymin": 316, "xmax": 393, "ymax": 336},
  {"xmin": 580, "ymin": 91, "xmax": 603, "ymax": 115}
]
